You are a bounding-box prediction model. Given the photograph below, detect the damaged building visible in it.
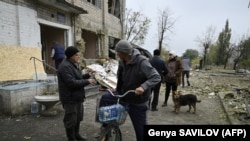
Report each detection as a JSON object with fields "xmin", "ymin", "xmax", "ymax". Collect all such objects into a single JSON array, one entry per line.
[{"xmin": 0, "ymin": 0, "xmax": 126, "ymax": 82}]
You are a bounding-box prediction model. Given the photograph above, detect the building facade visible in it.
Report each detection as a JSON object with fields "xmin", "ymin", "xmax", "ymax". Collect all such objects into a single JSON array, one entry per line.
[{"xmin": 0, "ymin": 0, "xmax": 125, "ymax": 81}]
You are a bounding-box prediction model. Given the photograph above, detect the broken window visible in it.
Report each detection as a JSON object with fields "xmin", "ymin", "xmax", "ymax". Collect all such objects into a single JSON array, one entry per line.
[
  {"xmin": 87, "ymin": 0, "xmax": 95, "ymax": 5},
  {"xmin": 82, "ymin": 0, "xmax": 101, "ymax": 9},
  {"xmin": 108, "ymin": 0, "xmax": 121, "ymax": 18},
  {"xmin": 108, "ymin": 37, "xmax": 119, "ymax": 59}
]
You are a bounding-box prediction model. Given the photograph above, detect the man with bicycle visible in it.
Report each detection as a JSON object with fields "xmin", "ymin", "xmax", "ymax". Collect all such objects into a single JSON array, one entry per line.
[{"xmin": 99, "ymin": 40, "xmax": 161, "ymax": 141}]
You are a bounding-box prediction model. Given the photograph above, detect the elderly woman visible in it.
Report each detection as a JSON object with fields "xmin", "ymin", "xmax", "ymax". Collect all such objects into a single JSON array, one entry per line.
[{"xmin": 162, "ymin": 51, "xmax": 183, "ymax": 107}]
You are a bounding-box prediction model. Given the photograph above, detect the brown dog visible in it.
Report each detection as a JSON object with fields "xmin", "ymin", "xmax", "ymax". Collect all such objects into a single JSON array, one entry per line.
[{"xmin": 172, "ymin": 91, "xmax": 201, "ymax": 114}]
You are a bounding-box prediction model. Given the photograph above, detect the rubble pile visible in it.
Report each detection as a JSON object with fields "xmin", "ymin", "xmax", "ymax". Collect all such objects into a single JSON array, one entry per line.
[
  {"xmin": 86, "ymin": 59, "xmax": 118, "ymax": 89},
  {"xmin": 186, "ymin": 70, "xmax": 250, "ymax": 124}
]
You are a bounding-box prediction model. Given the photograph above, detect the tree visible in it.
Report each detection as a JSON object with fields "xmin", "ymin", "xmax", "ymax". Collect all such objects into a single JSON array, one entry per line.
[
  {"xmin": 233, "ymin": 36, "xmax": 250, "ymax": 70},
  {"xmin": 160, "ymin": 47, "xmax": 169, "ymax": 61},
  {"xmin": 157, "ymin": 7, "xmax": 176, "ymax": 53},
  {"xmin": 196, "ymin": 26, "xmax": 216, "ymax": 69},
  {"xmin": 206, "ymin": 44, "xmax": 219, "ymax": 66},
  {"xmin": 217, "ymin": 19, "xmax": 232, "ymax": 69},
  {"xmin": 182, "ymin": 49, "xmax": 199, "ymax": 61},
  {"xmin": 124, "ymin": 9, "xmax": 151, "ymax": 46}
]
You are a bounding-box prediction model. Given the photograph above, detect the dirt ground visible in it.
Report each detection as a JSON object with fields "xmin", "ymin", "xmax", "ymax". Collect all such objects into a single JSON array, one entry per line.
[{"xmin": 0, "ymin": 70, "xmax": 249, "ymax": 141}]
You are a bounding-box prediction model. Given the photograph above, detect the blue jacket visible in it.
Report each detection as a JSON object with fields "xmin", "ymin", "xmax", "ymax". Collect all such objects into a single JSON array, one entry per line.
[{"xmin": 53, "ymin": 44, "xmax": 65, "ymax": 60}]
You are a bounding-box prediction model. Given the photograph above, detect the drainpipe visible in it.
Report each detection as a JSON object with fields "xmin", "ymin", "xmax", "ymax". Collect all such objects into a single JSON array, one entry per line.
[
  {"xmin": 121, "ymin": 0, "xmax": 125, "ymax": 39},
  {"xmin": 72, "ymin": 13, "xmax": 76, "ymax": 46},
  {"xmin": 102, "ymin": 0, "xmax": 106, "ymax": 58}
]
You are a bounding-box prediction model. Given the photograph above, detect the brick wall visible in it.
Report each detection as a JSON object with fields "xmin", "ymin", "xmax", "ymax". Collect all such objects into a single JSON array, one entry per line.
[
  {"xmin": 18, "ymin": 5, "xmax": 41, "ymax": 47},
  {"xmin": 37, "ymin": 4, "xmax": 71, "ymax": 26},
  {"xmin": 0, "ymin": 1, "xmax": 18, "ymax": 45},
  {"xmin": 0, "ymin": 1, "xmax": 41, "ymax": 47},
  {"xmin": 0, "ymin": 1, "xmax": 45, "ymax": 81}
]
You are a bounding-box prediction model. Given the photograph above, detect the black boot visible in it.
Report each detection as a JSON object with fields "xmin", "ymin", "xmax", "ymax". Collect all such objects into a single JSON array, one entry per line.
[
  {"xmin": 66, "ymin": 127, "xmax": 75, "ymax": 141},
  {"xmin": 75, "ymin": 123, "xmax": 87, "ymax": 141}
]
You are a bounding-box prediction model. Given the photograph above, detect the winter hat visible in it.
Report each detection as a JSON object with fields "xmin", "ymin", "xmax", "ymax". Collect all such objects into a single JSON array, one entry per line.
[
  {"xmin": 115, "ymin": 40, "xmax": 132, "ymax": 55},
  {"xmin": 65, "ymin": 46, "xmax": 79, "ymax": 58},
  {"xmin": 169, "ymin": 50, "xmax": 176, "ymax": 57}
]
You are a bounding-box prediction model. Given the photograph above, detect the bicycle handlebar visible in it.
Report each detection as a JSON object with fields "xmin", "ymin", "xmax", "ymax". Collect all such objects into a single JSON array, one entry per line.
[{"xmin": 106, "ymin": 89, "xmax": 135, "ymax": 98}]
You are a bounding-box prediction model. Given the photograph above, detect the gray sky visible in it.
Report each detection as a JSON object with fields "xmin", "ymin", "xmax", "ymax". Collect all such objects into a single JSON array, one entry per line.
[{"xmin": 126, "ymin": 0, "xmax": 250, "ymax": 56}]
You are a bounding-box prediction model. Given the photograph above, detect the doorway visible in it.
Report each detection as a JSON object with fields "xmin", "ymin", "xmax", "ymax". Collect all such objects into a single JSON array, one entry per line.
[{"xmin": 40, "ymin": 24, "xmax": 67, "ymax": 74}]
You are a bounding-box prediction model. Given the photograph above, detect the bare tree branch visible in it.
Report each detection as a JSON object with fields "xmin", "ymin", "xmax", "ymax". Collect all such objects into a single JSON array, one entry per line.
[
  {"xmin": 125, "ymin": 9, "xmax": 151, "ymax": 46},
  {"xmin": 157, "ymin": 7, "xmax": 176, "ymax": 53},
  {"xmin": 196, "ymin": 26, "xmax": 216, "ymax": 68}
]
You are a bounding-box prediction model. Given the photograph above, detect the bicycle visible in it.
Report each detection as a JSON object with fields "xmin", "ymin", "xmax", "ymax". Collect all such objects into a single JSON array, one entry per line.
[{"xmin": 95, "ymin": 89, "xmax": 135, "ymax": 141}]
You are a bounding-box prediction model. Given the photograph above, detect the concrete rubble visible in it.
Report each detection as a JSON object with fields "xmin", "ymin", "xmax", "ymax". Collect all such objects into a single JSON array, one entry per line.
[{"xmin": 188, "ymin": 70, "xmax": 250, "ymax": 124}]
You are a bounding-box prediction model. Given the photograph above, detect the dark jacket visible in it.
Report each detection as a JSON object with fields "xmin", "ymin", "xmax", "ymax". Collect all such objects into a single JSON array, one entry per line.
[
  {"xmin": 116, "ymin": 49, "xmax": 161, "ymax": 104},
  {"xmin": 149, "ymin": 56, "xmax": 168, "ymax": 81},
  {"xmin": 57, "ymin": 59, "xmax": 90, "ymax": 103},
  {"xmin": 53, "ymin": 44, "xmax": 65, "ymax": 60}
]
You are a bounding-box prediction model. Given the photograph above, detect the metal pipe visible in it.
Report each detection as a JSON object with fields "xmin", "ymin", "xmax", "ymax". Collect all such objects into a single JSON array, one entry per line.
[{"xmin": 32, "ymin": 57, "xmax": 38, "ymax": 82}]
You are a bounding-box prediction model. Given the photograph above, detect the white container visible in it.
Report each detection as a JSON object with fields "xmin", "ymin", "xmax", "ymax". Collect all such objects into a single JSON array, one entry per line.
[{"xmin": 30, "ymin": 98, "xmax": 39, "ymax": 114}]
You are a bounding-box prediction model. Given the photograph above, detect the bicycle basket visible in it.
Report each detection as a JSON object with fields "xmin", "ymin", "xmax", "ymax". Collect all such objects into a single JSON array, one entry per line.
[{"xmin": 98, "ymin": 103, "xmax": 127, "ymax": 125}]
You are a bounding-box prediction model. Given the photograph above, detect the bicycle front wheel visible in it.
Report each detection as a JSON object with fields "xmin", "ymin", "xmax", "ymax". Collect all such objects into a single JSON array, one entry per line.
[{"xmin": 98, "ymin": 127, "xmax": 122, "ymax": 141}]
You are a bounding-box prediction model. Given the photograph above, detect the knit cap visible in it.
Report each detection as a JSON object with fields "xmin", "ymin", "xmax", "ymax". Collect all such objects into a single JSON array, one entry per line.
[
  {"xmin": 115, "ymin": 40, "xmax": 132, "ymax": 55},
  {"xmin": 65, "ymin": 46, "xmax": 79, "ymax": 58}
]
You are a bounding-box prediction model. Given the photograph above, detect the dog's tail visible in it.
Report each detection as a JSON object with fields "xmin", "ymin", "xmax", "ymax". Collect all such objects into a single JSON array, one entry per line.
[{"xmin": 197, "ymin": 100, "xmax": 201, "ymax": 103}]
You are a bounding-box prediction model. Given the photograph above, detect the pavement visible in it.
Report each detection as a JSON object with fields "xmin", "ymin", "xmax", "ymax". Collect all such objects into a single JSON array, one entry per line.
[
  {"xmin": 0, "ymin": 85, "xmax": 231, "ymax": 141},
  {"xmin": 1, "ymin": 70, "xmax": 249, "ymax": 141}
]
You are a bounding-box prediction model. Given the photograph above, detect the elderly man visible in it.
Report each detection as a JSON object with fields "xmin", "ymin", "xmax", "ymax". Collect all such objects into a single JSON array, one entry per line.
[
  {"xmin": 57, "ymin": 46, "xmax": 96, "ymax": 141},
  {"xmin": 98, "ymin": 40, "xmax": 161, "ymax": 141}
]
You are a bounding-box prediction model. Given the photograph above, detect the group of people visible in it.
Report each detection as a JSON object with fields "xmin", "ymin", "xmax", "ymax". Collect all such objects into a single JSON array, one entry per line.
[
  {"xmin": 148, "ymin": 49, "xmax": 191, "ymax": 111},
  {"xmin": 55, "ymin": 39, "xmax": 191, "ymax": 141}
]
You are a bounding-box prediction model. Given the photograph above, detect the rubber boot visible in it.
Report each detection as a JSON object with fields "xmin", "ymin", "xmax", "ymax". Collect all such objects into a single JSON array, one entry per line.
[
  {"xmin": 187, "ymin": 80, "xmax": 190, "ymax": 86},
  {"xmin": 66, "ymin": 127, "xmax": 75, "ymax": 141},
  {"xmin": 75, "ymin": 123, "xmax": 87, "ymax": 141}
]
